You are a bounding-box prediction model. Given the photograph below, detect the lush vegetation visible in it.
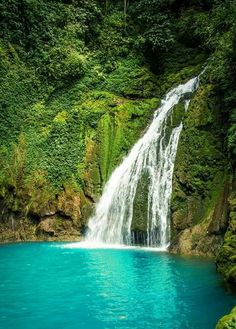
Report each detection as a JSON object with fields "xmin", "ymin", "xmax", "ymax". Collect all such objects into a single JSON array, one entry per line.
[
  {"xmin": 0, "ymin": 0, "xmax": 204, "ymax": 214},
  {"xmin": 0, "ymin": 1, "xmax": 235, "ymax": 284},
  {"xmin": 0, "ymin": 3, "xmax": 236, "ymax": 327}
]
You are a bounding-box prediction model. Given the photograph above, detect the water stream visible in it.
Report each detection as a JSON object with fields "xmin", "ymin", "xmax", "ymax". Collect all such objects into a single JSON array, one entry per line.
[{"xmin": 86, "ymin": 76, "xmax": 200, "ymax": 248}]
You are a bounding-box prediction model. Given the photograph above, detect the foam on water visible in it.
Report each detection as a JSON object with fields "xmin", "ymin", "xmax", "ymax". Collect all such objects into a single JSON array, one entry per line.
[{"xmin": 55, "ymin": 241, "xmax": 168, "ymax": 252}]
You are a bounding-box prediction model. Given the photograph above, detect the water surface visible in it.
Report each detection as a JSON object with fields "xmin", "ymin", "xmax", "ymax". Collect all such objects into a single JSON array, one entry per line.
[{"xmin": 0, "ymin": 242, "xmax": 235, "ymax": 329}]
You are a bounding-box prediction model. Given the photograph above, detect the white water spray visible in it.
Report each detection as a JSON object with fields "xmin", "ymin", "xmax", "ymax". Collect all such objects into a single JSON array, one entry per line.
[{"xmin": 86, "ymin": 76, "xmax": 200, "ymax": 248}]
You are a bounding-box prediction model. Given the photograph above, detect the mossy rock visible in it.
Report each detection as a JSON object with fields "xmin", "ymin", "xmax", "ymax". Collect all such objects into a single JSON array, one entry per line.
[
  {"xmin": 216, "ymin": 307, "xmax": 236, "ymax": 329},
  {"xmin": 171, "ymin": 101, "xmax": 186, "ymax": 127},
  {"xmin": 82, "ymin": 94, "xmax": 158, "ymax": 198},
  {"xmin": 157, "ymin": 64, "xmax": 203, "ymax": 96},
  {"xmin": 132, "ymin": 171, "xmax": 149, "ymax": 234},
  {"xmin": 170, "ymin": 82, "xmax": 229, "ymax": 256},
  {"xmin": 185, "ymin": 84, "xmax": 216, "ymax": 127},
  {"xmin": 104, "ymin": 58, "xmax": 158, "ymax": 98},
  {"xmin": 216, "ymin": 192, "xmax": 236, "ymax": 284}
]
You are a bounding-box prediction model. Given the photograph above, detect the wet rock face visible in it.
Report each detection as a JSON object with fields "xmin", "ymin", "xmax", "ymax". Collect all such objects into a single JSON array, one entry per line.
[
  {"xmin": 36, "ymin": 218, "xmax": 56, "ymax": 237},
  {"xmin": 0, "ymin": 185, "xmax": 89, "ymax": 242},
  {"xmin": 130, "ymin": 230, "xmax": 148, "ymax": 246},
  {"xmin": 0, "ymin": 210, "xmax": 83, "ymax": 243},
  {"xmin": 57, "ymin": 186, "xmax": 82, "ymax": 221},
  {"xmin": 170, "ymin": 84, "xmax": 230, "ymax": 257},
  {"xmin": 35, "ymin": 216, "xmax": 81, "ymax": 241},
  {"xmin": 0, "ymin": 211, "xmax": 37, "ymax": 243},
  {"xmin": 35, "ymin": 186, "xmax": 87, "ymax": 240},
  {"xmin": 131, "ymin": 172, "xmax": 149, "ymax": 242},
  {"xmin": 170, "ymin": 182, "xmax": 230, "ymax": 256}
]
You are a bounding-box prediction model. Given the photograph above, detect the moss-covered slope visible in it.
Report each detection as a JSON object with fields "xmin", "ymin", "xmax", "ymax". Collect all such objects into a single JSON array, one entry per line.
[
  {"xmin": 170, "ymin": 83, "xmax": 230, "ymax": 256},
  {"xmin": 0, "ymin": 42, "xmax": 160, "ymax": 242}
]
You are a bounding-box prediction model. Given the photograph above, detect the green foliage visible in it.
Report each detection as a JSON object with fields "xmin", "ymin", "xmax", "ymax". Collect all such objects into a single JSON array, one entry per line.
[
  {"xmin": 94, "ymin": 11, "xmax": 134, "ymax": 71},
  {"xmin": 131, "ymin": 0, "xmax": 175, "ymax": 51},
  {"xmin": 0, "ymin": 0, "xmax": 100, "ymax": 51},
  {"xmin": 103, "ymin": 58, "xmax": 158, "ymax": 98},
  {"xmin": 0, "ymin": 0, "xmax": 235, "ymax": 272},
  {"xmin": 127, "ymin": 0, "xmax": 211, "ymax": 74},
  {"xmin": 196, "ymin": 0, "xmax": 236, "ymax": 160},
  {"xmin": 175, "ymin": 9, "xmax": 210, "ymax": 48},
  {"xmin": 4, "ymin": 133, "xmax": 27, "ymax": 191},
  {"xmin": 40, "ymin": 43, "xmax": 87, "ymax": 84}
]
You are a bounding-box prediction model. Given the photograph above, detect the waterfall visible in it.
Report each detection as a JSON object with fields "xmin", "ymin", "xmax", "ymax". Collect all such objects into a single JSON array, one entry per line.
[{"xmin": 86, "ymin": 76, "xmax": 200, "ymax": 248}]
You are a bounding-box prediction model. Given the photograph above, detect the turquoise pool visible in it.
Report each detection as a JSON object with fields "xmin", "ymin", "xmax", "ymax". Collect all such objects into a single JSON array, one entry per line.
[{"xmin": 0, "ymin": 242, "xmax": 235, "ymax": 329}]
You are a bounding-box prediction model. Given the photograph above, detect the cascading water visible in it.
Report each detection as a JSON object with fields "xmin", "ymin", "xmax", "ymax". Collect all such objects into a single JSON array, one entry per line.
[{"xmin": 86, "ymin": 75, "xmax": 200, "ymax": 248}]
